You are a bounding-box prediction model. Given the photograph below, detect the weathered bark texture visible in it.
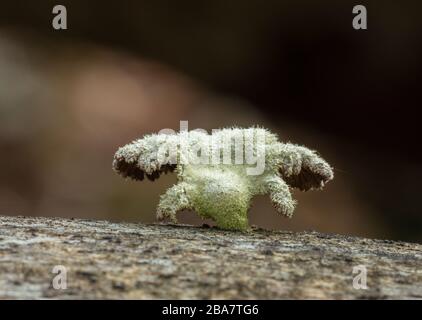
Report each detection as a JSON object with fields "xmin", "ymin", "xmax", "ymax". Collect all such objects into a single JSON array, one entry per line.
[{"xmin": 0, "ymin": 215, "xmax": 421, "ymax": 299}]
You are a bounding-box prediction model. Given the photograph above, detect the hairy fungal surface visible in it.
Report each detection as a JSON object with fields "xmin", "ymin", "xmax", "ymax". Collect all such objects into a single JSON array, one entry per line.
[{"xmin": 113, "ymin": 127, "xmax": 334, "ymax": 231}]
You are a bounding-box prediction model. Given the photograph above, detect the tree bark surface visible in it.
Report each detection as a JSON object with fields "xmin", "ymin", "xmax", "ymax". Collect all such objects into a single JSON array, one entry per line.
[{"xmin": 0, "ymin": 215, "xmax": 421, "ymax": 299}]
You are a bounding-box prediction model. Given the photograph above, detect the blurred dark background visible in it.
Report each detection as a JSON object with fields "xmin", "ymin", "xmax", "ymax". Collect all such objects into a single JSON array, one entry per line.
[{"xmin": 0, "ymin": 1, "xmax": 421, "ymax": 242}]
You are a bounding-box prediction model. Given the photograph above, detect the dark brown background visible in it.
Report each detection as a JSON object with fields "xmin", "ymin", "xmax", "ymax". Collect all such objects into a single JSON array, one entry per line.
[{"xmin": 0, "ymin": 1, "xmax": 421, "ymax": 241}]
